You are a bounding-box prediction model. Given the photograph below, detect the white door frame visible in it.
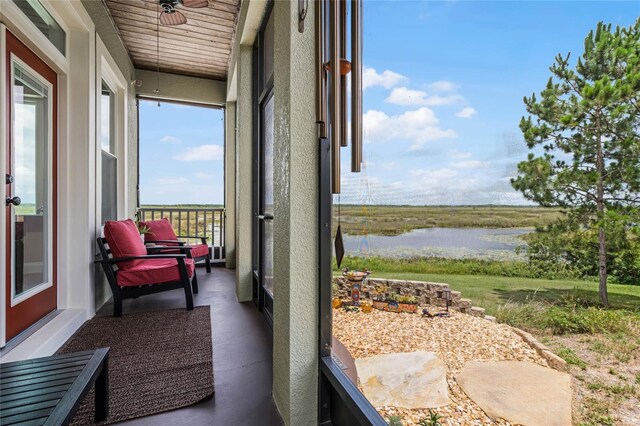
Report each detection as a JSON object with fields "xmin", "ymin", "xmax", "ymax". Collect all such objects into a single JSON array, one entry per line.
[{"xmin": 0, "ymin": 0, "xmax": 95, "ymax": 351}]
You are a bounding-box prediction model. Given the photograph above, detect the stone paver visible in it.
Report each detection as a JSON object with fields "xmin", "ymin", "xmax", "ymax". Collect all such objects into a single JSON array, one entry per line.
[
  {"xmin": 456, "ymin": 360, "xmax": 572, "ymax": 426},
  {"xmin": 355, "ymin": 351, "xmax": 451, "ymax": 409}
]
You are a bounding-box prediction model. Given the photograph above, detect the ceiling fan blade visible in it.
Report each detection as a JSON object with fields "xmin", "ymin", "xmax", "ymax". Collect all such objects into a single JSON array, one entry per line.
[
  {"xmin": 159, "ymin": 10, "xmax": 187, "ymax": 26},
  {"xmin": 181, "ymin": 0, "xmax": 209, "ymax": 8}
]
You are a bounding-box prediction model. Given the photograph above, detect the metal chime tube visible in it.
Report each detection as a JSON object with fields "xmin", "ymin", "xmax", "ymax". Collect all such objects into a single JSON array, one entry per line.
[
  {"xmin": 351, "ymin": 0, "xmax": 363, "ymax": 172},
  {"xmin": 330, "ymin": 0, "xmax": 341, "ymax": 193},
  {"xmin": 339, "ymin": 0, "xmax": 348, "ymax": 147},
  {"xmin": 315, "ymin": 0, "xmax": 327, "ymax": 139}
]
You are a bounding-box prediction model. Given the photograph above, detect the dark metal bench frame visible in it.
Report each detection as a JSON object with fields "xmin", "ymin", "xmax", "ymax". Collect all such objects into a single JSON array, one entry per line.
[
  {"xmin": 144, "ymin": 235, "xmax": 212, "ymax": 273},
  {"xmin": 95, "ymin": 237, "xmax": 197, "ymax": 317},
  {"xmin": 0, "ymin": 348, "xmax": 110, "ymax": 425}
]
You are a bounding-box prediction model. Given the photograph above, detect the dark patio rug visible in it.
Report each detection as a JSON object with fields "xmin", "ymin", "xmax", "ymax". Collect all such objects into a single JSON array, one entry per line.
[{"xmin": 57, "ymin": 306, "xmax": 214, "ymax": 425}]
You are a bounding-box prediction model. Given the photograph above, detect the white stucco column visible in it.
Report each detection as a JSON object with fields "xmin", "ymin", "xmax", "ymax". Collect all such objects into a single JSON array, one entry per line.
[
  {"xmin": 224, "ymin": 101, "xmax": 237, "ymax": 269},
  {"xmin": 272, "ymin": 1, "xmax": 319, "ymax": 424},
  {"xmin": 235, "ymin": 46, "xmax": 254, "ymax": 301}
]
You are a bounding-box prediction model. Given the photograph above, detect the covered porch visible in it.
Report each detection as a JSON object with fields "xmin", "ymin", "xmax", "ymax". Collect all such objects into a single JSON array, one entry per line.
[
  {"xmin": 97, "ymin": 267, "xmax": 281, "ymax": 426},
  {"xmin": 0, "ymin": 0, "xmax": 380, "ymax": 424}
]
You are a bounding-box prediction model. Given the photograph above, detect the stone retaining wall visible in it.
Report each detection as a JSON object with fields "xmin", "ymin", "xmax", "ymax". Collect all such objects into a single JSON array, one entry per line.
[{"xmin": 333, "ymin": 276, "xmax": 482, "ymax": 315}]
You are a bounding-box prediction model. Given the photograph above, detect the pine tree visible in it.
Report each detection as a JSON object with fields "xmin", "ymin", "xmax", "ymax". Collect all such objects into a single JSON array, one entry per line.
[{"xmin": 512, "ymin": 19, "xmax": 640, "ymax": 306}]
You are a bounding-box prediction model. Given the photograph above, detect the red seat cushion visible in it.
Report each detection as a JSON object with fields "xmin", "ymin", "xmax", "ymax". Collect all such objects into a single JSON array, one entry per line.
[
  {"xmin": 139, "ymin": 218, "xmax": 178, "ymax": 243},
  {"xmin": 116, "ymin": 258, "xmax": 195, "ymax": 287},
  {"xmin": 104, "ymin": 219, "xmax": 147, "ymax": 269},
  {"xmin": 188, "ymin": 243, "xmax": 209, "ymax": 259},
  {"xmin": 160, "ymin": 243, "xmax": 209, "ymax": 259}
]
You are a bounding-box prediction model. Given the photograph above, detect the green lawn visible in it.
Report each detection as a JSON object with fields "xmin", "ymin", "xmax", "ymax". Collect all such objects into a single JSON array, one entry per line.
[{"xmin": 369, "ymin": 271, "xmax": 640, "ymax": 314}]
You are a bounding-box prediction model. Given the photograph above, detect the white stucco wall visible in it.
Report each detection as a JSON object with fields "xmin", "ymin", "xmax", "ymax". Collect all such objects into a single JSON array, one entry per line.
[
  {"xmin": 224, "ymin": 102, "xmax": 237, "ymax": 269},
  {"xmin": 271, "ymin": 1, "xmax": 319, "ymax": 424},
  {"xmin": 226, "ymin": 1, "xmax": 320, "ymax": 423},
  {"xmin": 234, "ymin": 45, "xmax": 254, "ymax": 302}
]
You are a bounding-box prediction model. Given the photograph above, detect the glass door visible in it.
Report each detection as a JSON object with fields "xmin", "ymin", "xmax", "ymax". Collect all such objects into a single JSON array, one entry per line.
[
  {"xmin": 258, "ymin": 91, "xmax": 275, "ymax": 320},
  {"xmin": 253, "ymin": 8, "xmax": 274, "ymax": 322},
  {"xmin": 5, "ymin": 31, "xmax": 57, "ymax": 342}
]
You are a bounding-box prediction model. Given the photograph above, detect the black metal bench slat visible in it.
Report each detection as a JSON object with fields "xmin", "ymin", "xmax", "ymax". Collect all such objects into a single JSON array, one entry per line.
[
  {"xmin": 1, "ymin": 408, "xmax": 56, "ymax": 425},
  {"xmin": 1, "ymin": 391, "xmax": 66, "ymax": 409},
  {"xmin": 1, "ymin": 380, "xmax": 75, "ymax": 398},
  {"xmin": 0, "ymin": 351, "xmax": 95, "ymax": 372},
  {"xmin": 0, "ymin": 348, "xmax": 109, "ymax": 426},
  {"xmin": 0, "ymin": 354, "xmax": 93, "ymax": 374},
  {"xmin": 0, "ymin": 352, "xmax": 93, "ymax": 372},
  {"xmin": 1, "ymin": 360, "xmax": 93, "ymax": 379},
  {"xmin": 1, "ymin": 367, "xmax": 86, "ymax": 389},
  {"xmin": 1, "ymin": 399, "xmax": 60, "ymax": 418},
  {"xmin": 6, "ymin": 417, "xmax": 47, "ymax": 426},
  {"xmin": 0, "ymin": 352, "xmax": 91, "ymax": 370}
]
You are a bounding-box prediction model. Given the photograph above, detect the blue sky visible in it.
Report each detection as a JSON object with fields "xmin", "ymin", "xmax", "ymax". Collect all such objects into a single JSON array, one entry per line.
[
  {"xmin": 139, "ymin": 100, "xmax": 224, "ymax": 205},
  {"xmin": 140, "ymin": 1, "xmax": 639, "ymax": 206},
  {"xmin": 340, "ymin": 0, "xmax": 639, "ymax": 205}
]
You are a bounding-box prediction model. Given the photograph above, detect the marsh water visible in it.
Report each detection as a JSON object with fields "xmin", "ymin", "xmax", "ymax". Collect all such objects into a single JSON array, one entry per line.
[{"xmin": 342, "ymin": 227, "xmax": 531, "ymax": 260}]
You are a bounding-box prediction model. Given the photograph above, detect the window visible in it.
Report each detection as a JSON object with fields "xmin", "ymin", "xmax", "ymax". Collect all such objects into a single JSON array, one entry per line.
[
  {"xmin": 100, "ymin": 80, "xmax": 117, "ymax": 222},
  {"xmin": 100, "ymin": 81, "xmax": 116, "ymax": 154},
  {"xmin": 12, "ymin": 61, "xmax": 51, "ymax": 295},
  {"xmin": 12, "ymin": 0, "xmax": 66, "ymax": 56}
]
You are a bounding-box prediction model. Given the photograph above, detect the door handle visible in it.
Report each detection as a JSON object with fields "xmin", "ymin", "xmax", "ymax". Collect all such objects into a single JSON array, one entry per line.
[
  {"xmin": 257, "ymin": 214, "xmax": 274, "ymax": 220},
  {"xmin": 6, "ymin": 196, "xmax": 21, "ymax": 207},
  {"xmin": 6, "ymin": 174, "xmax": 14, "ymax": 184}
]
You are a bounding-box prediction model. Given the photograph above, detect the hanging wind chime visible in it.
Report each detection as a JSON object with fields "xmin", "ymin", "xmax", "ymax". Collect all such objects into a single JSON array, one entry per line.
[{"xmin": 315, "ymin": 0, "xmax": 364, "ymax": 268}]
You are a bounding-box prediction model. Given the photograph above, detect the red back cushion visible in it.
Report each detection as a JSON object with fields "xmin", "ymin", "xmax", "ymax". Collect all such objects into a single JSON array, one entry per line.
[
  {"xmin": 103, "ymin": 219, "xmax": 147, "ymax": 268},
  {"xmin": 139, "ymin": 218, "xmax": 178, "ymax": 242}
]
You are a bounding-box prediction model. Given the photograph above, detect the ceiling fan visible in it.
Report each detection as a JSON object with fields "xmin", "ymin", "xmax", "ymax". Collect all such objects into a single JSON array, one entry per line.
[{"xmin": 158, "ymin": 0, "xmax": 208, "ymax": 26}]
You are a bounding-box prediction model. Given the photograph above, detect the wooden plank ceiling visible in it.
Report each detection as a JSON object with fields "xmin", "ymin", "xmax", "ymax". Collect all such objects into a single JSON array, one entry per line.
[{"xmin": 104, "ymin": 0, "xmax": 240, "ymax": 79}]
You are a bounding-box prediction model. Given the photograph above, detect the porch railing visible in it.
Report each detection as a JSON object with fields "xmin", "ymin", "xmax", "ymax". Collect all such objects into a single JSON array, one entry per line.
[{"xmin": 137, "ymin": 207, "xmax": 225, "ymax": 263}]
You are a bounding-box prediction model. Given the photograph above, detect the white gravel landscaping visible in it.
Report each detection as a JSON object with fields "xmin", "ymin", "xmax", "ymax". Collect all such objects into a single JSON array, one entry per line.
[{"xmin": 333, "ymin": 306, "xmax": 551, "ymax": 425}]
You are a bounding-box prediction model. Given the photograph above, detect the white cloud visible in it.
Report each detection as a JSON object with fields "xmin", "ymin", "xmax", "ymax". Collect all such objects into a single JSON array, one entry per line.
[
  {"xmin": 161, "ymin": 135, "xmax": 182, "ymax": 144},
  {"xmin": 455, "ymin": 107, "xmax": 477, "ymax": 118},
  {"xmin": 143, "ymin": 178, "xmax": 224, "ymax": 205},
  {"xmin": 195, "ymin": 172, "xmax": 215, "ymax": 179},
  {"xmin": 173, "ymin": 144, "xmax": 224, "ymax": 161},
  {"xmin": 423, "ymin": 94, "xmax": 464, "ymax": 106},
  {"xmin": 363, "ymin": 107, "xmax": 457, "ymax": 145},
  {"xmin": 339, "ymin": 164, "xmax": 529, "ymax": 206},
  {"xmin": 410, "ymin": 168, "xmax": 458, "ymax": 180},
  {"xmin": 450, "ymin": 150, "xmax": 473, "ymax": 160},
  {"xmin": 427, "ymin": 80, "xmax": 458, "ymax": 92},
  {"xmin": 381, "ymin": 161, "xmax": 398, "ymax": 170},
  {"xmin": 452, "ymin": 160, "xmax": 490, "ymax": 169},
  {"xmin": 154, "ymin": 177, "xmax": 189, "ymax": 186},
  {"xmin": 385, "ymin": 87, "xmax": 462, "ymax": 106},
  {"xmin": 363, "ymin": 67, "xmax": 407, "ymax": 90},
  {"xmin": 385, "ymin": 87, "xmax": 429, "ymax": 106}
]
